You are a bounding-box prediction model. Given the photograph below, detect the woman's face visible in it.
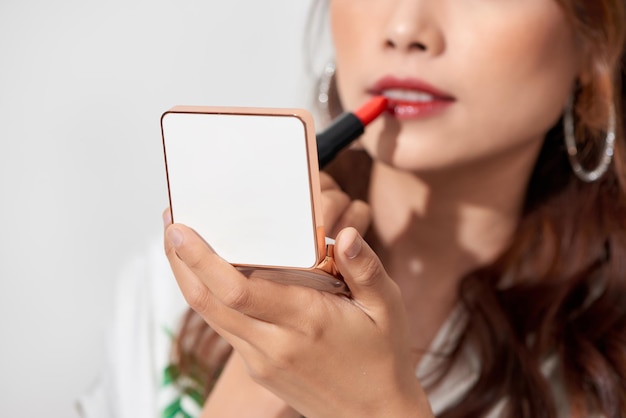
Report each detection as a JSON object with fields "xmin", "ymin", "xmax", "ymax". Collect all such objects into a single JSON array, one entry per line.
[{"xmin": 329, "ymin": 0, "xmax": 582, "ymax": 173}]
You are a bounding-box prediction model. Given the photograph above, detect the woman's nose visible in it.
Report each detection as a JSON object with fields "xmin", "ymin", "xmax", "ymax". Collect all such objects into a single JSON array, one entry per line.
[{"xmin": 382, "ymin": 0, "xmax": 444, "ymax": 56}]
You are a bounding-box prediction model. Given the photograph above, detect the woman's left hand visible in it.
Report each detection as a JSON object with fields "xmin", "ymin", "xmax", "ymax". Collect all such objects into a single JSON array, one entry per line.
[{"xmin": 164, "ymin": 221, "xmax": 433, "ymax": 418}]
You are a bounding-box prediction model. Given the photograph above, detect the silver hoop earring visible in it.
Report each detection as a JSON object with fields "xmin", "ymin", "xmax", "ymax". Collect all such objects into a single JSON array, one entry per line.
[
  {"xmin": 563, "ymin": 94, "xmax": 616, "ymax": 182},
  {"xmin": 317, "ymin": 62, "xmax": 336, "ymax": 124}
]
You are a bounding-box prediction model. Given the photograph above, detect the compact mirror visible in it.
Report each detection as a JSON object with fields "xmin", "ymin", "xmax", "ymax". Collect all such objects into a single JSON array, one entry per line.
[{"xmin": 161, "ymin": 106, "xmax": 326, "ymax": 270}]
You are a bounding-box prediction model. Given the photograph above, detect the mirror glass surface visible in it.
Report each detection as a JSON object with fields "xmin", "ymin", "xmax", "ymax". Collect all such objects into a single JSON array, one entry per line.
[{"xmin": 162, "ymin": 110, "xmax": 318, "ymax": 268}]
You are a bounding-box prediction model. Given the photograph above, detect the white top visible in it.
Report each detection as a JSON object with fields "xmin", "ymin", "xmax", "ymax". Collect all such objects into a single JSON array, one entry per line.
[
  {"xmin": 77, "ymin": 241, "xmax": 571, "ymax": 417},
  {"xmin": 77, "ymin": 240, "xmax": 192, "ymax": 418}
]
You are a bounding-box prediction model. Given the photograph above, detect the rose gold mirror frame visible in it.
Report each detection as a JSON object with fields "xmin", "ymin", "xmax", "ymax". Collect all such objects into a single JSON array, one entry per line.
[{"xmin": 161, "ymin": 106, "xmax": 349, "ymax": 295}]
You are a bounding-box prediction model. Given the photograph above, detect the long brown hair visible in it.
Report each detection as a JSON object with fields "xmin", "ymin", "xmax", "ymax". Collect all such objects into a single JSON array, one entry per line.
[
  {"xmin": 430, "ymin": 0, "xmax": 626, "ymax": 416},
  {"xmin": 171, "ymin": 1, "xmax": 626, "ymax": 416},
  {"xmin": 438, "ymin": 1, "xmax": 626, "ymax": 416}
]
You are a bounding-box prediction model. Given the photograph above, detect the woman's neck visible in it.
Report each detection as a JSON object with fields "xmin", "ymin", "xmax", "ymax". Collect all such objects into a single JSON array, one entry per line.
[{"xmin": 367, "ymin": 151, "xmax": 536, "ymax": 353}]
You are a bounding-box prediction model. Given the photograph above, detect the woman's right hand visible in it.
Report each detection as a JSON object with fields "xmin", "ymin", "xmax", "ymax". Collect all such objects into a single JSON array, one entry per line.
[
  {"xmin": 319, "ymin": 171, "xmax": 371, "ymax": 238},
  {"xmin": 199, "ymin": 172, "xmax": 371, "ymax": 417}
]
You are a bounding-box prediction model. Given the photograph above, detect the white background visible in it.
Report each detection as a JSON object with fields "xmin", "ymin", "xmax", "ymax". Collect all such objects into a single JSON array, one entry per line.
[{"xmin": 0, "ymin": 1, "xmax": 326, "ymax": 416}]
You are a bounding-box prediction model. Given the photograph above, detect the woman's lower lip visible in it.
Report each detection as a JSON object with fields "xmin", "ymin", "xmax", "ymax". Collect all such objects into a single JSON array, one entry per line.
[{"xmin": 386, "ymin": 100, "xmax": 453, "ymax": 120}]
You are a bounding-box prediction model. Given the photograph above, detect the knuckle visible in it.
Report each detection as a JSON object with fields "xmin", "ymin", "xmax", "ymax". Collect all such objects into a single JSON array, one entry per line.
[
  {"xmin": 185, "ymin": 248, "xmax": 208, "ymax": 272},
  {"xmin": 304, "ymin": 321, "xmax": 326, "ymax": 343},
  {"xmin": 246, "ymin": 346, "xmax": 296, "ymax": 384},
  {"xmin": 322, "ymin": 191, "xmax": 352, "ymax": 236},
  {"xmin": 352, "ymin": 199, "xmax": 372, "ymax": 220},
  {"xmin": 222, "ymin": 284, "xmax": 252, "ymax": 310},
  {"xmin": 164, "ymin": 243, "xmax": 178, "ymax": 260},
  {"xmin": 322, "ymin": 190, "xmax": 350, "ymax": 212},
  {"xmin": 164, "ymin": 228, "xmax": 213, "ymax": 273},
  {"xmin": 319, "ymin": 172, "xmax": 340, "ymax": 190},
  {"xmin": 184, "ymin": 283, "xmax": 212, "ymax": 313},
  {"xmin": 269, "ymin": 345, "xmax": 297, "ymax": 373},
  {"xmin": 356, "ymin": 255, "xmax": 384, "ymax": 287},
  {"xmin": 339, "ymin": 200, "xmax": 372, "ymax": 233},
  {"xmin": 299, "ymin": 306, "xmax": 328, "ymax": 341},
  {"xmin": 247, "ymin": 359, "xmax": 274, "ymax": 384}
]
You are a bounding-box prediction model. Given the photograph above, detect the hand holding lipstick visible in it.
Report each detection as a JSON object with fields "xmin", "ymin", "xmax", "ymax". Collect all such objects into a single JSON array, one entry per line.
[
  {"xmin": 319, "ymin": 171, "xmax": 371, "ymax": 238},
  {"xmin": 316, "ymin": 96, "xmax": 389, "ymax": 168}
]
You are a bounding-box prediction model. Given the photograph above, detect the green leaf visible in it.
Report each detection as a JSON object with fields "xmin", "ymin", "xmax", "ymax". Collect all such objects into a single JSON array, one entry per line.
[{"xmin": 163, "ymin": 364, "xmax": 180, "ymax": 386}]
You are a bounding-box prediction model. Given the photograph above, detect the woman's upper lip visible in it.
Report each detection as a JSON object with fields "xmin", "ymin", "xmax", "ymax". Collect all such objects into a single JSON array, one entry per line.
[{"xmin": 369, "ymin": 75, "xmax": 456, "ymax": 101}]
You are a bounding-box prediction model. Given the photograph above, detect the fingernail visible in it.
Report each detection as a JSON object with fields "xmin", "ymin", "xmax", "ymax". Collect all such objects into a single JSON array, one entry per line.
[
  {"xmin": 167, "ymin": 227, "xmax": 183, "ymax": 248},
  {"xmin": 345, "ymin": 234, "xmax": 362, "ymax": 259},
  {"xmin": 163, "ymin": 210, "xmax": 172, "ymax": 227}
]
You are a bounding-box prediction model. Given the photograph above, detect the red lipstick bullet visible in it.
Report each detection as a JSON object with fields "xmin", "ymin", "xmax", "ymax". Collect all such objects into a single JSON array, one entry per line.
[{"xmin": 316, "ymin": 96, "xmax": 388, "ymax": 168}]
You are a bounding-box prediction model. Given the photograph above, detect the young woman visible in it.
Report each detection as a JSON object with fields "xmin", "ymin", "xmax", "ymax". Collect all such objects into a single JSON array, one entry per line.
[{"xmin": 163, "ymin": 0, "xmax": 626, "ymax": 416}]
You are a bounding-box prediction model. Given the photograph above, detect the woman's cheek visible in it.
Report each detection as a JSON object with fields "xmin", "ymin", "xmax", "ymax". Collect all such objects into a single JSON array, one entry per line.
[{"xmin": 454, "ymin": 19, "xmax": 578, "ymax": 136}]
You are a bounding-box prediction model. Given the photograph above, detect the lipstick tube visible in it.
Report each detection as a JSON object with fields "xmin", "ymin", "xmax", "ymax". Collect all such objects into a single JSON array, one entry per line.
[{"xmin": 316, "ymin": 96, "xmax": 388, "ymax": 168}]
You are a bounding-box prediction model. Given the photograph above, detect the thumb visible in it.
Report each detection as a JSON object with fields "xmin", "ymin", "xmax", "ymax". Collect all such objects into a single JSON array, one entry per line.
[{"xmin": 334, "ymin": 227, "xmax": 396, "ymax": 308}]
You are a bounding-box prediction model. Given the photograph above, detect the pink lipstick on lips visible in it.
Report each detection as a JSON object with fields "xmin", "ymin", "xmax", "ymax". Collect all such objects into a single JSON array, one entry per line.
[{"xmin": 370, "ymin": 76, "xmax": 455, "ymax": 120}]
